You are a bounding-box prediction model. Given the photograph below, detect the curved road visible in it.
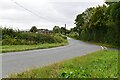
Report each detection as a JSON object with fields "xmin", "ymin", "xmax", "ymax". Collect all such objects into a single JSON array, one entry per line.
[{"xmin": 2, "ymin": 38, "xmax": 101, "ymax": 78}]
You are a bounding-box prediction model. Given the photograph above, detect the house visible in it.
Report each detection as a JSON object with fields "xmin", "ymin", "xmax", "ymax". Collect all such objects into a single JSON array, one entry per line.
[{"xmin": 37, "ymin": 29, "xmax": 52, "ymax": 34}]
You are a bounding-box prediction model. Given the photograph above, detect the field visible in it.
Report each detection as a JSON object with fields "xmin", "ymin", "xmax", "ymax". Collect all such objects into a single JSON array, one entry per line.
[{"xmin": 9, "ymin": 50, "xmax": 118, "ymax": 78}]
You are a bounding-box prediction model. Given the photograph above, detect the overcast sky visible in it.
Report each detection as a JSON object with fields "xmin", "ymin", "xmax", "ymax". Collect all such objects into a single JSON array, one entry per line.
[{"xmin": 0, "ymin": 0, "xmax": 105, "ymax": 30}]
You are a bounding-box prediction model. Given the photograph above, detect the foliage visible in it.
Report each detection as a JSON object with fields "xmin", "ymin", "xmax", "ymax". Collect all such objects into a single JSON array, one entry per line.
[
  {"xmin": 2, "ymin": 42, "xmax": 67, "ymax": 53},
  {"xmin": 73, "ymin": 2, "xmax": 120, "ymax": 46},
  {"xmin": 105, "ymin": 0, "xmax": 120, "ymax": 5},
  {"xmin": 53, "ymin": 26, "xmax": 61, "ymax": 33},
  {"xmin": 29, "ymin": 26, "xmax": 38, "ymax": 32},
  {"xmin": 67, "ymin": 32, "xmax": 79, "ymax": 39},
  {"xmin": 0, "ymin": 27, "xmax": 1, "ymax": 48},
  {"xmin": 9, "ymin": 50, "xmax": 118, "ymax": 78},
  {"xmin": 60, "ymin": 27, "xmax": 66, "ymax": 35},
  {"xmin": 53, "ymin": 26, "xmax": 70, "ymax": 35},
  {"xmin": 2, "ymin": 27, "xmax": 67, "ymax": 45}
]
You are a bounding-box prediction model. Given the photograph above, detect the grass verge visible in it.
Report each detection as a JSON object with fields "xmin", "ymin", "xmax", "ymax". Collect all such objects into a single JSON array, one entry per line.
[
  {"xmin": 9, "ymin": 50, "xmax": 118, "ymax": 78},
  {"xmin": 2, "ymin": 42, "xmax": 68, "ymax": 53}
]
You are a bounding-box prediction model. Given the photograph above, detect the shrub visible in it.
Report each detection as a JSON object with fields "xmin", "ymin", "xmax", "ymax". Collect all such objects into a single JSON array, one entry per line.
[
  {"xmin": 68, "ymin": 32, "xmax": 79, "ymax": 39},
  {"xmin": 53, "ymin": 35, "xmax": 65, "ymax": 43},
  {"xmin": 2, "ymin": 27, "xmax": 67, "ymax": 45}
]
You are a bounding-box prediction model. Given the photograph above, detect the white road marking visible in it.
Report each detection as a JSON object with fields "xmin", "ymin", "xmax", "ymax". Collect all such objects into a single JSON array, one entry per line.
[{"xmin": 101, "ymin": 46, "xmax": 107, "ymax": 50}]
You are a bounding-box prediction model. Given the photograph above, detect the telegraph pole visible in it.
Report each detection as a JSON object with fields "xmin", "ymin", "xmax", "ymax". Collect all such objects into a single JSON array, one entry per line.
[{"xmin": 65, "ymin": 24, "xmax": 66, "ymax": 35}]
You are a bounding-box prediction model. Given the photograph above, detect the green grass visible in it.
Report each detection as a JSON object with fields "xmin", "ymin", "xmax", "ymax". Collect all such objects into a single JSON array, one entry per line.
[
  {"xmin": 9, "ymin": 50, "xmax": 118, "ymax": 78},
  {"xmin": 2, "ymin": 42, "xmax": 68, "ymax": 53}
]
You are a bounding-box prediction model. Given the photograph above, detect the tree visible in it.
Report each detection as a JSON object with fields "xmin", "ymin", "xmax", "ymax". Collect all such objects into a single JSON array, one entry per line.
[
  {"xmin": 73, "ymin": 2, "xmax": 120, "ymax": 46},
  {"xmin": 106, "ymin": 1, "xmax": 120, "ymax": 46},
  {"xmin": 105, "ymin": 0, "xmax": 119, "ymax": 5},
  {"xmin": 30, "ymin": 26, "xmax": 38, "ymax": 33},
  {"xmin": 53, "ymin": 26, "xmax": 60, "ymax": 33},
  {"xmin": 74, "ymin": 7, "xmax": 95, "ymax": 36},
  {"xmin": 60, "ymin": 27, "xmax": 66, "ymax": 35}
]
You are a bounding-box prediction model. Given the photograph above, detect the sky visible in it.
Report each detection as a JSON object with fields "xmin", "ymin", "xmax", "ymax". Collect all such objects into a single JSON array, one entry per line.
[{"xmin": 0, "ymin": 0, "xmax": 105, "ymax": 30}]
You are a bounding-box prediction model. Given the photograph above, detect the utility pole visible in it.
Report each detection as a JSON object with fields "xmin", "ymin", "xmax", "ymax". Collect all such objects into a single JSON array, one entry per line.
[{"xmin": 65, "ymin": 24, "xmax": 66, "ymax": 35}]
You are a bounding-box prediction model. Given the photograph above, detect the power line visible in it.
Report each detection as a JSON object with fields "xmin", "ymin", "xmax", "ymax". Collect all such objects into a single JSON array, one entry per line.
[
  {"xmin": 11, "ymin": 0, "xmax": 45, "ymax": 19},
  {"xmin": 10, "ymin": 0, "xmax": 66, "ymax": 26}
]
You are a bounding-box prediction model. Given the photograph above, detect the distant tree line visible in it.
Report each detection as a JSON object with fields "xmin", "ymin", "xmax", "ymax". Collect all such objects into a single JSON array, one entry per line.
[
  {"xmin": 71, "ymin": 1, "xmax": 120, "ymax": 46},
  {"xmin": 53, "ymin": 26, "xmax": 70, "ymax": 35}
]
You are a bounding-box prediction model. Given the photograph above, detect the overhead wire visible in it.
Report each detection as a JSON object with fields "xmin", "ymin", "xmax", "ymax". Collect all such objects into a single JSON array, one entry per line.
[
  {"xmin": 10, "ymin": 0, "xmax": 65, "ymax": 25},
  {"xmin": 11, "ymin": 0, "xmax": 45, "ymax": 19}
]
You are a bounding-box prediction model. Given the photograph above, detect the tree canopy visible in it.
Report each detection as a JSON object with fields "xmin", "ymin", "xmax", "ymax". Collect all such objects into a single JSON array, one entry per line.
[
  {"xmin": 30, "ymin": 26, "xmax": 38, "ymax": 33},
  {"xmin": 73, "ymin": 1, "xmax": 120, "ymax": 46}
]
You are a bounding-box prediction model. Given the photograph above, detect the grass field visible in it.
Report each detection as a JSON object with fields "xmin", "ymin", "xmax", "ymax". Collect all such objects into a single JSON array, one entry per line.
[
  {"xmin": 2, "ymin": 42, "xmax": 68, "ymax": 53},
  {"xmin": 9, "ymin": 50, "xmax": 118, "ymax": 78}
]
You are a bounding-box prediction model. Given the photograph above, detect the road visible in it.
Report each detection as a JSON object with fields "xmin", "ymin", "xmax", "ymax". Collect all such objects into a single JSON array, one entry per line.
[{"xmin": 2, "ymin": 38, "xmax": 101, "ymax": 78}]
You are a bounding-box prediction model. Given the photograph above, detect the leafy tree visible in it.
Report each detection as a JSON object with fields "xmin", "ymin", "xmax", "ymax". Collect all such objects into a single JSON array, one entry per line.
[
  {"xmin": 60, "ymin": 27, "xmax": 66, "ymax": 35},
  {"xmin": 74, "ymin": 14, "xmax": 83, "ymax": 36},
  {"xmin": 105, "ymin": 0, "xmax": 119, "ymax": 5},
  {"xmin": 106, "ymin": 1, "xmax": 120, "ymax": 46},
  {"xmin": 75, "ymin": 7, "xmax": 95, "ymax": 36},
  {"xmin": 73, "ymin": 1, "xmax": 120, "ymax": 46},
  {"xmin": 30, "ymin": 26, "xmax": 38, "ymax": 33},
  {"xmin": 53, "ymin": 26, "xmax": 60, "ymax": 33}
]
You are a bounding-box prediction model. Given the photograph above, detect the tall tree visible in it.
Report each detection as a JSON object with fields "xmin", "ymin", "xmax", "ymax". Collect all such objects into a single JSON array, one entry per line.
[
  {"xmin": 60, "ymin": 27, "xmax": 66, "ymax": 35},
  {"xmin": 53, "ymin": 26, "xmax": 60, "ymax": 33},
  {"xmin": 30, "ymin": 26, "xmax": 38, "ymax": 33},
  {"xmin": 73, "ymin": 1, "xmax": 120, "ymax": 46}
]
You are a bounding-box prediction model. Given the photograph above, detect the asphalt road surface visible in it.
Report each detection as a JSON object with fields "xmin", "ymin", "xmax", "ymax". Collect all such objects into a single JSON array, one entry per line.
[{"xmin": 2, "ymin": 38, "xmax": 102, "ymax": 78}]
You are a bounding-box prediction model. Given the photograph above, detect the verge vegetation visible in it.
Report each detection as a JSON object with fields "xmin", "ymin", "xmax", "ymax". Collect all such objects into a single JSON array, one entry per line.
[
  {"xmin": 2, "ymin": 42, "xmax": 67, "ymax": 53},
  {"xmin": 9, "ymin": 50, "xmax": 118, "ymax": 78},
  {"xmin": 68, "ymin": 2, "xmax": 120, "ymax": 48},
  {"xmin": 1, "ymin": 27, "xmax": 68, "ymax": 53}
]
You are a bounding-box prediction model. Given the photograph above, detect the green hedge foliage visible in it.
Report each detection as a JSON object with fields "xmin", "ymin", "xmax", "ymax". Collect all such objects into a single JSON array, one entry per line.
[
  {"xmin": 74, "ymin": 2, "xmax": 120, "ymax": 47},
  {"xmin": 2, "ymin": 28, "xmax": 67, "ymax": 45}
]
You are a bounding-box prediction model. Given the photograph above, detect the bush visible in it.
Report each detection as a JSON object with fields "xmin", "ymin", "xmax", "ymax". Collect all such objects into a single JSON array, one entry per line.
[
  {"xmin": 73, "ymin": 2, "xmax": 120, "ymax": 47},
  {"xmin": 2, "ymin": 28, "xmax": 67, "ymax": 45},
  {"xmin": 68, "ymin": 32, "xmax": 79, "ymax": 39},
  {"xmin": 2, "ymin": 38, "xmax": 13, "ymax": 45}
]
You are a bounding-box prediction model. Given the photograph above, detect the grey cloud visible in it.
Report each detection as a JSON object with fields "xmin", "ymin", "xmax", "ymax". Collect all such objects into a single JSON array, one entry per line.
[{"xmin": 0, "ymin": 0, "xmax": 104, "ymax": 30}]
